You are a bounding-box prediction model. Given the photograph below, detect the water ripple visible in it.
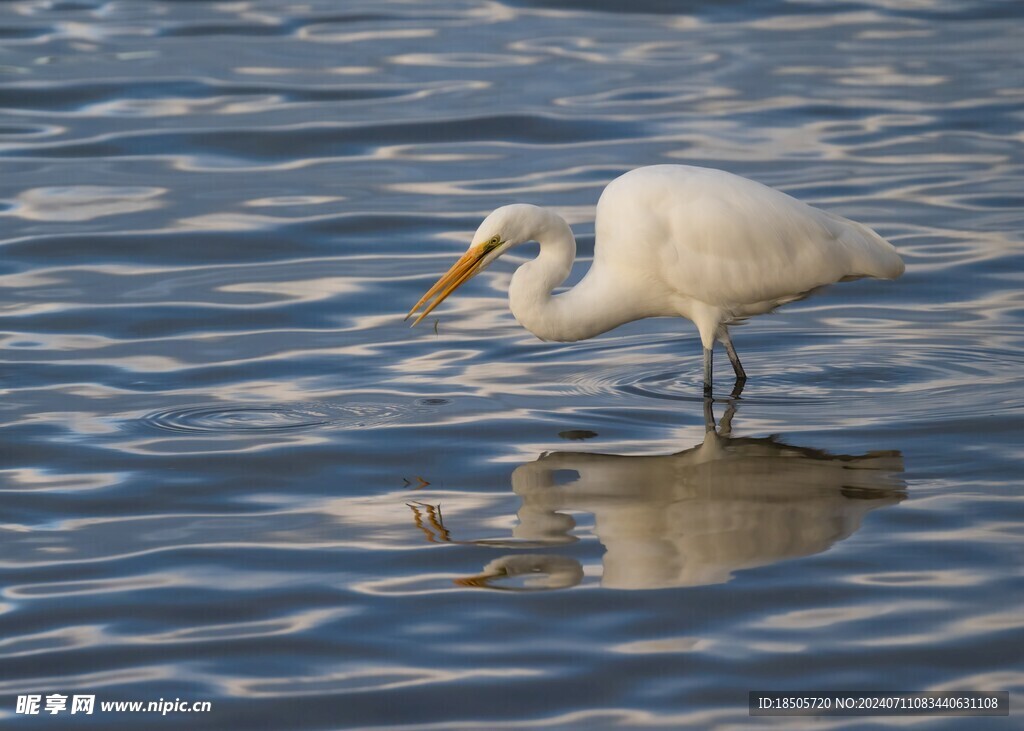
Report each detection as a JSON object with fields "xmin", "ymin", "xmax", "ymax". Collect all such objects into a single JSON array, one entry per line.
[
  {"xmin": 1, "ymin": 0, "xmax": 1022, "ymax": 729},
  {"xmin": 140, "ymin": 401, "xmax": 422, "ymax": 434}
]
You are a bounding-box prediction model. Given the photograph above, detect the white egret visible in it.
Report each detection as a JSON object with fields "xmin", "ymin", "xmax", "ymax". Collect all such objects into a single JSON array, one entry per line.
[{"xmin": 407, "ymin": 165, "xmax": 904, "ymax": 393}]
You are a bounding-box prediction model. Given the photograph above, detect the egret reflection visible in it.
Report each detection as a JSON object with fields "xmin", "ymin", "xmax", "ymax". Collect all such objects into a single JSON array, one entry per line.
[{"xmin": 415, "ymin": 401, "xmax": 905, "ymax": 591}]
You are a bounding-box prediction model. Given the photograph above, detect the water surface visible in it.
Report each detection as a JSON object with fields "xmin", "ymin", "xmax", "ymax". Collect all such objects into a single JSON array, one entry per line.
[{"xmin": 1, "ymin": 0, "xmax": 1022, "ymax": 728}]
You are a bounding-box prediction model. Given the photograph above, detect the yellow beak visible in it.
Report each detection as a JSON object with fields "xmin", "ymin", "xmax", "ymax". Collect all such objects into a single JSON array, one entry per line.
[{"xmin": 406, "ymin": 248, "xmax": 486, "ymax": 326}]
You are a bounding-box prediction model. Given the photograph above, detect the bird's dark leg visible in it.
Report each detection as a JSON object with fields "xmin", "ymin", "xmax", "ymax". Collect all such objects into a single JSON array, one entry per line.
[
  {"xmin": 719, "ymin": 328, "xmax": 747, "ymax": 383},
  {"xmin": 703, "ymin": 347, "xmax": 713, "ymax": 397}
]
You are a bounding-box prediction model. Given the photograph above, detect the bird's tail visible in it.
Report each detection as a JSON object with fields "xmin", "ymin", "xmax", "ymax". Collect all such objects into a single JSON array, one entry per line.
[{"xmin": 836, "ymin": 216, "xmax": 905, "ymax": 280}]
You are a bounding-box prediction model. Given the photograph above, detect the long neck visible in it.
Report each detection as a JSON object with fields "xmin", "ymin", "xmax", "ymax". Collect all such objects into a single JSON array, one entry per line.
[{"xmin": 507, "ymin": 211, "xmax": 631, "ymax": 343}]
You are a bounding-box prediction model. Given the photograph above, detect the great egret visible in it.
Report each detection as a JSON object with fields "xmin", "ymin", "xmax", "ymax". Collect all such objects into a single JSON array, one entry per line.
[{"xmin": 407, "ymin": 165, "xmax": 904, "ymax": 393}]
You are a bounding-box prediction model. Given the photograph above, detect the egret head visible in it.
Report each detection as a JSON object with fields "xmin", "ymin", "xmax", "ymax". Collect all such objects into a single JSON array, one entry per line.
[{"xmin": 406, "ymin": 204, "xmax": 538, "ymax": 326}]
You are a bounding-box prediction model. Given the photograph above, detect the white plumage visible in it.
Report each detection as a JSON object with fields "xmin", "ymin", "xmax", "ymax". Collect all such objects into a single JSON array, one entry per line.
[{"xmin": 408, "ymin": 164, "xmax": 904, "ymax": 392}]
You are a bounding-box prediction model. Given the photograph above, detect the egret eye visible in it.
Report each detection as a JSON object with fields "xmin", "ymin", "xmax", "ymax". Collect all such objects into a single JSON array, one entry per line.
[{"xmin": 489, "ymin": 235, "xmax": 501, "ymax": 247}]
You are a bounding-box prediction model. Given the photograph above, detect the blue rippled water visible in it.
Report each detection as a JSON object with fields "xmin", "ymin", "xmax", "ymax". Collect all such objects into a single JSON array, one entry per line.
[{"xmin": 1, "ymin": 1, "xmax": 1022, "ymax": 728}]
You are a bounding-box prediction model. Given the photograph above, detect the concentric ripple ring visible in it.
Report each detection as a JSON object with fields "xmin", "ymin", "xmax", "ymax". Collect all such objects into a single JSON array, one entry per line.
[{"xmin": 140, "ymin": 402, "xmax": 413, "ymax": 434}]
